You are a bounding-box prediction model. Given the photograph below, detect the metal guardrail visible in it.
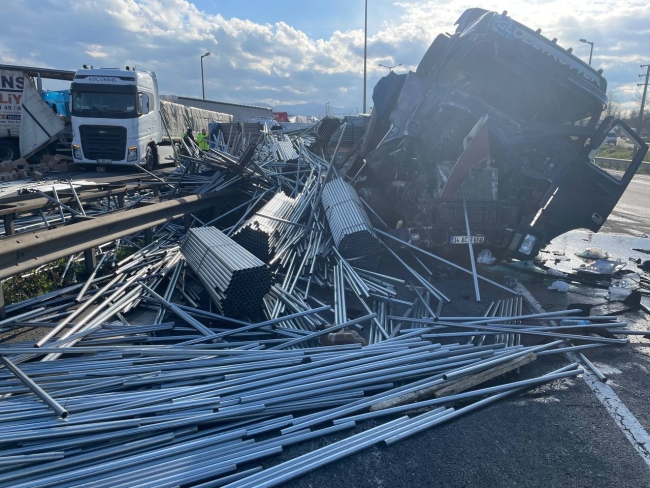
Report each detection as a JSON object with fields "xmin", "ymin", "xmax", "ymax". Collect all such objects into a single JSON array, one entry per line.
[
  {"xmin": 0, "ymin": 191, "xmax": 233, "ymax": 280},
  {"xmin": 593, "ymin": 157, "xmax": 650, "ymax": 173},
  {"xmin": 0, "ymin": 184, "xmax": 129, "ymax": 236},
  {"xmin": 594, "ymin": 157, "xmax": 639, "ymax": 165}
]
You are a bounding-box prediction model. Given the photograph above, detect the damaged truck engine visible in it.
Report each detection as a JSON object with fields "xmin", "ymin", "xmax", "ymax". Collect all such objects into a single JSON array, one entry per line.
[{"xmin": 346, "ymin": 8, "xmax": 648, "ymax": 259}]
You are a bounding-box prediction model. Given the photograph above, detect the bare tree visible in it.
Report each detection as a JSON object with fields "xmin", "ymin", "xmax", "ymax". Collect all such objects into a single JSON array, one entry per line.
[{"xmin": 603, "ymin": 90, "xmax": 622, "ymax": 120}]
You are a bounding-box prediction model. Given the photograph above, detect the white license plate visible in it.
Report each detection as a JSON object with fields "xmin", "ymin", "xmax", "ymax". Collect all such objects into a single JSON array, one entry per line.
[
  {"xmin": 97, "ymin": 159, "xmax": 113, "ymax": 164},
  {"xmin": 451, "ymin": 235, "xmax": 485, "ymax": 244}
]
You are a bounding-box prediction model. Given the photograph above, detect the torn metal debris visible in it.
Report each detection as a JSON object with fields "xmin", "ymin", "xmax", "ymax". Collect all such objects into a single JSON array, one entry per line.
[{"xmin": 346, "ymin": 9, "xmax": 648, "ymax": 259}]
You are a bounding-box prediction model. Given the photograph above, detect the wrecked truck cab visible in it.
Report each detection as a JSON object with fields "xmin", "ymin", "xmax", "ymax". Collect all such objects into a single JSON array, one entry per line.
[{"xmin": 353, "ymin": 8, "xmax": 648, "ymax": 260}]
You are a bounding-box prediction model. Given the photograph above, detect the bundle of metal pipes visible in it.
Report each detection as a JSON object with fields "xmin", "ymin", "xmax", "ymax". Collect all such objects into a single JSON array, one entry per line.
[
  {"xmin": 181, "ymin": 227, "xmax": 272, "ymax": 317},
  {"xmin": 321, "ymin": 178, "xmax": 380, "ymax": 260},
  {"xmin": 232, "ymin": 191, "xmax": 298, "ymax": 262}
]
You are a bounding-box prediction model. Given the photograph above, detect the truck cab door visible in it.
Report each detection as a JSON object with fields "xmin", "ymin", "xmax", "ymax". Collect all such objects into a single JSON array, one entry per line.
[{"xmin": 538, "ymin": 119, "xmax": 648, "ymax": 242}]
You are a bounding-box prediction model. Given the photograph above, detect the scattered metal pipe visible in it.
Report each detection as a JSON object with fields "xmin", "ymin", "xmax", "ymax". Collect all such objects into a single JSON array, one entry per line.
[{"xmin": 0, "ymin": 356, "xmax": 68, "ymax": 419}]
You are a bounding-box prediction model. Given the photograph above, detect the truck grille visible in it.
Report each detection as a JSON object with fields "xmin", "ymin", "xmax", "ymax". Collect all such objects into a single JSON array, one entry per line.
[{"xmin": 79, "ymin": 125, "xmax": 127, "ymax": 161}]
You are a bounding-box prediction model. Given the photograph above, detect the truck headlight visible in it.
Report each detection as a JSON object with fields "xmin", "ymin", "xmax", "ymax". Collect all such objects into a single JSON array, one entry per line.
[
  {"xmin": 127, "ymin": 146, "xmax": 138, "ymax": 162},
  {"xmin": 519, "ymin": 234, "xmax": 537, "ymax": 255},
  {"xmin": 72, "ymin": 144, "xmax": 82, "ymax": 160}
]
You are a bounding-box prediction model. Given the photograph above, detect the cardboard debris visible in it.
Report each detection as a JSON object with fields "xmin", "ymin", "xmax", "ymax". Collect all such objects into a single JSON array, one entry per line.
[{"xmin": 0, "ymin": 154, "xmax": 78, "ymax": 182}]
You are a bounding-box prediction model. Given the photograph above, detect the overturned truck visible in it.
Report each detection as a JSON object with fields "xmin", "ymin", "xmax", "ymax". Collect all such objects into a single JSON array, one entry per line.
[{"xmin": 350, "ymin": 8, "xmax": 648, "ymax": 259}]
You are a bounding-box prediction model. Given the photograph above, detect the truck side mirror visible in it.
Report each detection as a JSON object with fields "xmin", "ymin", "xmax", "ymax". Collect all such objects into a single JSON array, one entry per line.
[{"xmin": 138, "ymin": 93, "xmax": 150, "ymax": 115}]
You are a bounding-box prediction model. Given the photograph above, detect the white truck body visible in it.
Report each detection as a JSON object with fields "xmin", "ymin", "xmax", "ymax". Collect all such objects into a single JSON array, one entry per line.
[
  {"xmin": 70, "ymin": 68, "xmax": 231, "ymax": 166},
  {"xmin": 0, "ymin": 69, "xmax": 65, "ymax": 160}
]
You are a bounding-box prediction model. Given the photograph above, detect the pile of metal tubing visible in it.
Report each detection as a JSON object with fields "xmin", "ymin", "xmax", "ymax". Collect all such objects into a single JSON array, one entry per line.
[
  {"xmin": 2, "ymin": 322, "xmax": 623, "ymax": 487},
  {"xmin": 181, "ymin": 227, "xmax": 272, "ymax": 317},
  {"xmin": 321, "ymin": 178, "xmax": 380, "ymax": 259},
  {"xmin": 232, "ymin": 191, "xmax": 297, "ymax": 262},
  {"xmin": 0, "ymin": 280, "xmax": 633, "ymax": 486},
  {"xmin": 0, "ymin": 122, "xmax": 636, "ymax": 487}
]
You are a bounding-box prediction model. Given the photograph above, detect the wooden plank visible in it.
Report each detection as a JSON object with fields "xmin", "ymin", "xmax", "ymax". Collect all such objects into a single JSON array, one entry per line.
[
  {"xmin": 433, "ymin": 352, "xmax": 536, "ymax": 398},
  {"xmin": 369, "ymin": 352, "xmax": 536, "ymax": 412}
]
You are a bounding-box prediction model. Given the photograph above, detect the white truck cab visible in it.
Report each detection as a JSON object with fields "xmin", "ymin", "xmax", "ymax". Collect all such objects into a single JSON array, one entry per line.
[{"xmin": 70, "ymin": 68, "xmax": 161, "ymax": 167}]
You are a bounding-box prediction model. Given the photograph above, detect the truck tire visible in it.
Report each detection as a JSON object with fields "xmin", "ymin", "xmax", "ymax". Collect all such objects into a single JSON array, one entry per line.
[
  {"xmin": 0, "ymin": 139, "xmax": 19, "ymax": 161},
  {"xmin": 144, "ymin": 145, "xmax": 158, "ymax": 171}
]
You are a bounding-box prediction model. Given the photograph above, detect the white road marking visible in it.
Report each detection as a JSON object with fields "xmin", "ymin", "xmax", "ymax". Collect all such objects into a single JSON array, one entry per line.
[{"xmin": 516, "ymin": 282, "xmax": 650, "ymax": 467}]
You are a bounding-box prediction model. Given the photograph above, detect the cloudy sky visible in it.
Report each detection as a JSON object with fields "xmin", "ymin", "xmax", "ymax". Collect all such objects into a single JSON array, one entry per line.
[{"xmin": 2, "ymin": 0, "xmax": 648, "ymax": 115}]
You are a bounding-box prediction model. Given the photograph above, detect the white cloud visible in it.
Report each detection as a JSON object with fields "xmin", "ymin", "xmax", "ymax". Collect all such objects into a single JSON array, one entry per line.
[
  {"xmin": 3, "ymin": 0, "xmax": 649, "ymax": 114},
  {"xmin": 84, "ymin": 45, "xmax": 109, "ymax": 58}
]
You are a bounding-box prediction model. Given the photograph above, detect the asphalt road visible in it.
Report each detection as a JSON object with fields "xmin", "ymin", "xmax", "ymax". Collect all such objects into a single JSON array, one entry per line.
[
  {"xmin": 7, "ymin": 262, "xmax": 649, "ymax": 488},
  {"xmin": 602, "ymin": 172, "xmax": 650, "ymax": 236}
]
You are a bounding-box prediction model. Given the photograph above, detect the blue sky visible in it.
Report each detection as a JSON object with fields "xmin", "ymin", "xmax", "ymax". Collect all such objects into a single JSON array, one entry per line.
[
  {"xmin": 192, "ymin": 0, "xmax": 401, "ymax": 36},
  {"xmin": 1, "ymin": 0, "xmax": 648, "ymax": 116}
]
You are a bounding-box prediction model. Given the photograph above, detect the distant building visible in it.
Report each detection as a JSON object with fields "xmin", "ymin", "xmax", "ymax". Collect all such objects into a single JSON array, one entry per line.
[{"xmin": 160, "ymin": 95, "xmax": 273, "ymax": 122}]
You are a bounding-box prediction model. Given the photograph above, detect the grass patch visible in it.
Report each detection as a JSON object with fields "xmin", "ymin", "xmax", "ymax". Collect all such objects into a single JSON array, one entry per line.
[
  {"xmin": 2, "ymin": 258, "xmax": 86, "ymax": 305},
  {"xmin": 1, "ymin": 250, "xmax": 125, "ymax": 306},
  {"xmin": 596, "ymin": 145, "xmax": 650, "ymax": 162},
  {"xmin": 116, "ymin": 245, "xmax": 137, "ymax": 262}
]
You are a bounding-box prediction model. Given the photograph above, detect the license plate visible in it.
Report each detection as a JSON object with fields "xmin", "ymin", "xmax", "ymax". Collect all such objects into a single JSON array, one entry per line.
[
  {"xmin": 451, "ymin": 235, "xmax": 485, "ymax": 244},
  {"xmin": 97, "ymin": 159, "xmax": 113, "ymax": 164}
]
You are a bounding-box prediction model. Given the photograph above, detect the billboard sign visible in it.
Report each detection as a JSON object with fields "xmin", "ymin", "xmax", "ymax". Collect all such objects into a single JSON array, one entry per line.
[{"xmin": 0, "ymin": 70, "xmax": 24, "ymax": 131}]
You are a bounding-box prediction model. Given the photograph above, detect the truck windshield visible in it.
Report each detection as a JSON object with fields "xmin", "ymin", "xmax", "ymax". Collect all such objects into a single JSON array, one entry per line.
[{"xmin": 71, "ymin": 91, "xmax": 137, "ymax": 118}]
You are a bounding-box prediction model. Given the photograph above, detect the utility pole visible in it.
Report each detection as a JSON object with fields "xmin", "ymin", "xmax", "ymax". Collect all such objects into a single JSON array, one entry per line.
[
  {"xmin": 638, "ymin": 64, "xmax": 650, "ymax": 136},
  {"xmin": 200, "ymin": 52, "xmax": 211, "ymax": 100},
  {"xmin": 363, "ymin": 0, "xmax": 368, "ymax": 113},
  {"xmin": 579, "ymin": 39, "xmax": 594, "ymax": 66}
]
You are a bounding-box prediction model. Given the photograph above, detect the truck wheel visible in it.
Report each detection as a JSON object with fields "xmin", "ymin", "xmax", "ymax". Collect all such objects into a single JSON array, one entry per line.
[
  {"xmin": 0, "ymin": 139, "xmax": 19, "ymax": 161},
  {"xmin": 144, "ymin": 146, "xmax": 158, "ymax": 171}
]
